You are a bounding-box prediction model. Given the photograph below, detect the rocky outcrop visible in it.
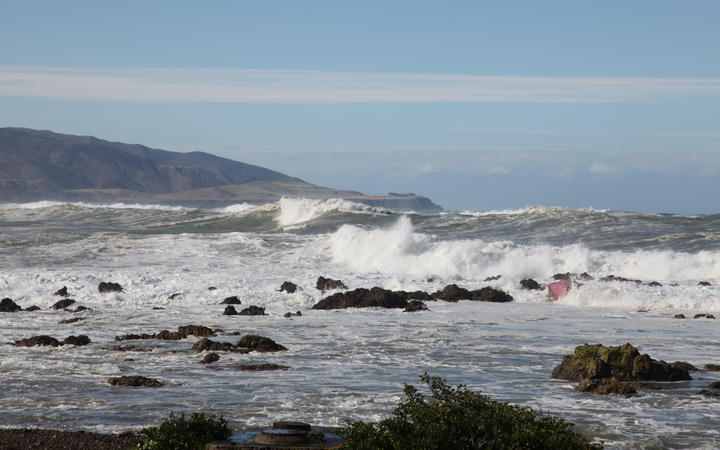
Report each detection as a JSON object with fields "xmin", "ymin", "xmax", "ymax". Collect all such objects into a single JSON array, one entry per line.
[
  {"xmin": 694, "ymin": 313, "xmax": 716, "ymax": 319},
  {"xmin": 223, "ymin": 306, "xmax": 239, "ymax": 315},
  {"xmin": 431, "ymin": 284, "xmax": 513, "ymax": 303},
  {"xmin": 107, "ymin": 376, "xmax": 163, "ymax": 387},
  {"xmin": 520, "ymin": 279, "xmax": 542, "ymax": 290},
  {"xmin": 14, "ymin": 335, "xmax": 62, "ymax": 347},
  {"xmin": 312, "ymin": 287, "xmax": 408, "ymax": 310},
  {"xmin": 236, "ymin": 335, "xmax": 287, "ymax": 352},
  {"xmin": 192, "ymin": 338, "xmax": 238, "ymax": 353},
  {"xmin": 404, "ymin": 300, "xmax": 429, "ymax": 312},
  {"xmin": 63, "ymin": 335, "xmax": 91, "ymax": 346},
  {"xmin": 279, "ymin": 282, "xmax": 298, "ymax": 293},
  {"xmin": 51, "ymin": 299, "xmax": 76, "ymax": 310},
  {"xmin": 316, "ymin": 276, "xmax": 347, "ymax": 291},
  {"xmin": 24, "ymin": 305, "xmax": 41, "ymax": 311},
  {"xmin": 54, "ymin": 286, "xmax": 69, "ymax": 297},
  {"xmin": 116, "ymin": 325, "xmax": 216, "ymax": 341},
  {"xmin": 552, "ymin": 343, "xmax": 691, "ymax": 383},
  {"xmin": 575, "ymin": 378, "xmax": 637, "ymax": 397},
  {"xmin": 698, "ymin": 281, "xmax": 712, "ymax": 286},
  {"xmin": 98, "ymin": 282, "xmax": 123, "ymax": 293},
  {"xmin": 200, "ymin": 353, "xmax": 220, "ymax": 364},
  {"xmin": 178, "ymin": 325, "xmax": 216, "ymax": 337},
  {"xmin": 220, "ymin": 296, "xmax": 242, "ymax": 305},
  {"xmin": 0, "ymin": 298, "xmax": 22, "ymax": 313},
  {"xmin": 74, "ymin": 306, "xmax": 90, "ymax": 312},
  {"xmin": 235, "ymin": 363, "xmax": 290, "ymax": 371},
  {"xmin": 238, "ymin": 305, "xmax": 266, "ymax": 316}
]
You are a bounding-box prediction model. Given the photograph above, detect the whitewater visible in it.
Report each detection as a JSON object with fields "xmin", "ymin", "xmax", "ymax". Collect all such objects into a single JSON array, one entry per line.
[{"xmin": 0, "ymin": 199, "xmax": 718, "ymax": 449}]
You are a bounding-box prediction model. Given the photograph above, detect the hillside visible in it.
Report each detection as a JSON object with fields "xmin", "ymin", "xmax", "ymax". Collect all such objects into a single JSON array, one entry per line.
[{"xmin": 0, "ymin": 128, "xmax": 442, "ymax": 211}]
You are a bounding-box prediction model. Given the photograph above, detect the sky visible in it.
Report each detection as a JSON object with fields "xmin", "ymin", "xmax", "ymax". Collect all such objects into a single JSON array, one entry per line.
[{"xmin": 1, "ymin": 0, "xmax": 719, "ymax": 213}]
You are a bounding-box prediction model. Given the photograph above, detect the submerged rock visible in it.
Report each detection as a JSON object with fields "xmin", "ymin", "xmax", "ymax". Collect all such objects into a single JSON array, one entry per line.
[
  {"xmin": 694, "ymin": 313, "xmax": 716, "ymax": 319},
  {"xmin": 238, "ymin": 305, "xmax": 266, "ymax": 316},
  {"xmin": 51, "ymin": 298, "xmax": 76, "ymax": 310},
  {"xmin": 0, "ymin": 298, "xmax": 22, "ymax": 313},
  {"xmin": 201, "ymin": 353, "xmax": 220, "ymax": 364},
  {"xmin": 316, "ymin": 276, "xmax": 347, "ymax": 291},
  {"xmin": 520, "ymin": 279, "xmax": 542, "ymax": 290},
  {"xmin": 600, "ymin": 275, "xmax": 641, "ymax": 283},
  {"xmin": 646, "ymin": 281, "xmax": 663, "ymax": 287},
  {"xmin": 279, "ymin": 281, "xmax": 298, "ymax": 293},
  {"xmin": 404, "ymin": 300, "xmax": 429, "ymax": 312},
  {"xmin": 110, "ymin": 345, "xmax": 153, "ymax": 352},
  {"xmin": 235, "ymin": 363, "xmax": 290, "ymax": 371},
  {"xmin": 59, "ymin": 317, "xmax": 85, "ymax": 324},
  {"xmin": 484, "ymin": 275, "xmax": 502, "ymax": 281},
  {"xmin": 284, "ymin": 311, "xmax": 302, "ymax": 318},
  {"xmin": 674, "ymin": 314, "xmax": 686, "ymax": 319},
  {"xmin": 98, "ymin": 282, "xmax": 123, "ymax": 293},
  {"xmin": 107, "ymin": 376, "xmax": 163, "ymax": 388},
  {"xmin": 168, "ymin": 292, "xmax": 183, "ymax": 300},
  {"xmin": 63, "ymin": 335, "xmax": 91, "ymax": 346},
  {"xmin": 14, "ymin": 335, "xmax": 62, "ymax": 347},
  {"xmin": 220, "ymin": 296, "xmax": 242, "ymax": 305},
  {"xmin": 53, "ymin": 286, "xmax": 69, "ymax": 297},
  {"xmin": 552, "ymin": 343, "xmax": 691, "ymax": 383},
  {"xmin": 24, "ymin": 305, "xmax": 41, "ymax": 312},
  {"xmin": 73, "ymin": 306, "xmax": 90, "ymax": 312},
  {"xmin": 236, "ymin": 335, "xmax": 287, "ymax": 352},
  {"xmin": 698, "ymin": 281, "xmax": 712, "ymax": 286},
  {"xmin": 575, "ymin": 378, "xmax": 637, "ymax": 397}
]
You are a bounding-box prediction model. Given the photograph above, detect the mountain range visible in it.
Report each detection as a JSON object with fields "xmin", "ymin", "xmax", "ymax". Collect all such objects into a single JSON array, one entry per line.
[{"xmin": 0, "ymin": 128, "xmax": 441, "ymax": 211}]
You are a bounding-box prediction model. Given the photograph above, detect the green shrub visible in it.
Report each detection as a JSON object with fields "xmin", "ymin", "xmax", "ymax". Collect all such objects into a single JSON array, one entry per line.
[
  {"xmin": 342, "ymin": 374, "xmax": 602, "ymax": 450},
  {"xmin": 135, "ymin": 412, "xmax": 232, "ymax": 450}
]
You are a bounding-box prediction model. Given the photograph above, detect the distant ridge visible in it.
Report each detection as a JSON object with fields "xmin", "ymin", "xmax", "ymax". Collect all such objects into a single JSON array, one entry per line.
[{"xmin": 0, "ymin": 128, "xmax": 442, "ymax": 211}]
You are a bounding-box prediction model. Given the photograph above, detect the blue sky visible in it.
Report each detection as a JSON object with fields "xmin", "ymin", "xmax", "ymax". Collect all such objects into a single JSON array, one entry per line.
[{"xmin": 1, "ymin": 1, "xmax": 719, "ymax": 212}]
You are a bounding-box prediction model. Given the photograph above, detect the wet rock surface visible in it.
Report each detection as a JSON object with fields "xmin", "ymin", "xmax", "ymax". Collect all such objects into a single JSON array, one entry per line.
[
  {"xmin": 284, "ymin": 311, "xmax": 302, "ymax": 318},
  {"xmin": 59, "ymin": 317, "xmax": 85, "ymax": 324},
  {"xmin": 279, "ymin": 281, "xmax": 298, "ymax": 293},
  {"xmin": 63, "ymin": 335, "xmax": 91, "ymax": 346},
  {"xmin": 23, "ymin": 305, "xmax": 41, "ymax": 312},
  {"xmin": 14, "ymin": 335, "xmax": 62, "ymax": 347},
  {"xmin": 238, "ymin": 305, "xmax": 266, "ymax": 316},
  {"xmin": 431, "ymin": 284, "xmax": 513, "ymax": 303},
  {"xmin": 236, "ymin": 335, "xmax": 288, "ymax": 352},
  {"xmin": 116, "ymin": 325, "xmax": 216, "ymax": 341},
  {"xmin": 192, "ymin": 338, "xmax": 240, "ymax": 353},
  {"xmin": 223, "ymin": 305, "xmax": 239, "ymax": 315},
  {"xmin": 552, "ymin": 343, "xmax": 691, "ymax": 383},
  {"xmin": 671, "ymin": 361, "xmax": 698, "ymax": 371},
  {"xmin": 220, "ymin": 296, "xmax": 242, "ymax": 305},
  {"xmin": 201, "ymin": 352, "xmax": 220, "ymax": 364},
  {"xmin": 235, "ymin": 363, "xmax": 291, "ymax": 371},
  {"xmin": 694, "ymin": 313, "xmax": 716, "ymax": 319},
  {"xmin": 107, "ymin": 376, "xmax": 163, "ymax": 387},
  {"xmin": 316, "ymin": 276, "xmax": 347, "ymax": 291},
  {"xmin": 575, "ymin": 378, "xmax": 637, "ymax": 397},
  {"xmin": 312, "ymin": 287, "xmax": 409, "ymax": 309},
  {"xmin": 98, "ymin": 281, "xmax": 123, "ymax": 293},
  {"xmin": 404, "ymin": 300, "xmax": 429, "ymax": 312},
  {"xmin": 0, "ymin": 298, "xmax": 22, "ymax": 312},
  {"xmin": 704, "ymin": 364, "xmax": 720, "ymax": 371},
  {"xmin": 520, "ymin": 279, "xmax": 542, "ymax": 290},
  {"xmin": 51, "ymin": 298, "xmax": 76, "ymax": 310},
  {"xmin": 53, "ymin": 286, "xmax": 69, "ymax": 297}
]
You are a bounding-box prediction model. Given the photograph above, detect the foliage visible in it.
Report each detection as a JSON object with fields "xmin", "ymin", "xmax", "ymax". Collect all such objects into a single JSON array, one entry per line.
[
  {"xmin": 307, "ymin": 429, "xmax": 327, "ymax": 443},
  {"xmin": 342, "ymin": 374, "xmax": 602, "ymax": 450},
  {"xmin": 135, "ymin": 412, "xmax": 232, "ymax": 450}
]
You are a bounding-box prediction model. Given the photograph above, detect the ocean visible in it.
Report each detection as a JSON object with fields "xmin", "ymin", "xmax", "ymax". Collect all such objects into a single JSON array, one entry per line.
[{"xmin": 0, "ymin": 198, "xmax": 718, "ymax": 448}]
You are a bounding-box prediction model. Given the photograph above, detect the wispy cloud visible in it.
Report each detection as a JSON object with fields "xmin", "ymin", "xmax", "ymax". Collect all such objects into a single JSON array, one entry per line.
[{"xmin": 1, "ymin": 66, "xmax": 720, "ymax": 104}]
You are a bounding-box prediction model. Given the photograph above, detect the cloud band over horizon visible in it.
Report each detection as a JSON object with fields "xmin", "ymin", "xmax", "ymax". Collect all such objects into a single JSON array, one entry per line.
[{"xmin": 1, "ymin": 66, "xmax": 720, "ymax": 104}]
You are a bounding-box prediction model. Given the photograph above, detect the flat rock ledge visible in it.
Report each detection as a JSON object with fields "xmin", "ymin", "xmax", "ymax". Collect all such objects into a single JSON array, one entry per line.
[{"xmin": 553, "ymin": 343, "xmax": 691, "ymax": 396}]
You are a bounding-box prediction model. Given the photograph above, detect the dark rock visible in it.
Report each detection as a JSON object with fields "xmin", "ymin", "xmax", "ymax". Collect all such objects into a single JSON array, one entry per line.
[
  {"xmin": 316, "ymin": 276, "xmax": 347, "ymax": 291},
  {"xmin": 208, "ymin": 286, "xmax": 217, "ymax": 291},
  {"xmin": 14, "ymin": 335, "xmax": 62, "ymax": 347},
  {"xmin": 397, "ymin": 290, "xmax": 433, "ymax": 301},
  {"xmin": 694, "ymin": 313, "xmax": 716, "ymax": 319},
  {"xmin": 484, "ymin": 275, "xmax": 502, "ymax": 281},
  {"xmin": 220, "ymin": 296, "xmax": 242, "ymax": 305},
  {"xmin": 647, "ymin": 281, "xmax": 663, "ymax": 287},
  {"xmin": 192, "ymin": 338, "xmax": 237, "ymax": 353},
  {"xmin": 698, "ymin": 281, "xmax": 712, "ymax": 286},
  {"xmin": 200, "ymin": 353, "xmax": 220, "ymax": 364},
  {"xmin": 551, "ymin": 343, "xmax": 691, "ymax": 382},
  {"xmin": 115, "ymin": 333, "xmax": 156, "ymax": 341},
  {"xmin": 107, "ymin": 376, "xmax": 163, "ymax": 387},
  {"xmin": 0, "ymin": 298, "xmax": 22, "ymax": 313},
  {"xmin": 154, "ymin": 330, "xmax": 186, "ymax": 340},
  {"xmin": 59, "ymin": 317, "xmax": 85, "ymax": 324},
  {"xmin": 239, "ymin": 305, "xmax": 266, "ymax": 316},
  {"xmin": 520, "ymin": 279, "xmax": 542, "ymax": 290},
  {"xmin": 152, "ymin": 307, "xmax": 164, "ymax": 310},
  {"xmin": 178, "ymin": 325, "xmax": 216, "ymax": 337},
  {"xmin": 223, "ymin": 306, "xmax": 239, "ymax": 315},
  {"xmin": 51, "ymin": 298, "xmax": 76, "ymax": 310},
  {"xmin": 674, "ymin": 314, "xmax": 686, "ymax": 319},
  {"xmin": 98, "ymin": 282, "xmax": 123, "ymax": 293},
  {"xmin": 671, "ymin": 361, "xmax": 699, "ymax": 371},
  {"xmin": 64, "ymin": 335, "xmax": 91, "ymax": 346},
  {"xmin": 24, "ymin": 305, "xmax": 41, "ymax": 312},
  {"xmin": 284, "ymin": 311, "xmax": 302, "ymax": 318},
  {"xmin": 707, "ymin": 381, "xmax": 720, "ymax": 389},
  {"xmin": 404, "ymin": 300, "xmax": 429, "ymax": 312},
  {"xmin": 53, "ymin": 286, "xmax": 69, "ymax": 297},
  {"xmin": 168, "ymin": 292, "xmax": 183, "ymax": 300},
  {"xmin": 552, "ymin": 273, "xmax": 572, "ymax": 280},
  {"xmin": 698, "ymin": 389, "xmax": 720, "ymax": 397},
  {"xmin": 431, "ymin": 284, "xmax": 513, "ymax": 303},
  {"xmin": 236, "ymin": 335, "xmax": 288, "ymax": 352},
  {"xmin": 575, "ymin": 378, "xmax": 637, "ymax": 397},
  {"xmin": 704, "ymin": 364, "xmax": 720, "ymax": 371},
  {"xmin": 313, "ymin": 287, "xmax": 408, "ymax": 310},
  {"xmin": 578, "ymin": 272, "xmax": 594, "ymax": 281},
  {"xmin": 73, "ymin": 306, "xmax": 90, "ymax": 312},
  {"xmin": 235, "ymin": 363, "xmax": 291, "ymax": 371},
  {"xmin": 279, "ymin": 282, "xmax": 298, "ymax": 293},
  {"xmin": 600, "ymin": 275, "xmax": 641, "ymax": 283}
]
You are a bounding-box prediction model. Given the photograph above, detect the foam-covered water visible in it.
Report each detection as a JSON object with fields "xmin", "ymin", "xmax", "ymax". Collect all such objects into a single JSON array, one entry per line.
[{"xmin": 1, "ymin": 199, "xmax": 718, "ymax": 448}]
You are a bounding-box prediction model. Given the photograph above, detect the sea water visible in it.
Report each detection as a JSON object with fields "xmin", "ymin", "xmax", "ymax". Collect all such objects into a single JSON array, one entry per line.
[{"xmin": 0, "ymin": 199, "xmax": 718, "ymax": 448}]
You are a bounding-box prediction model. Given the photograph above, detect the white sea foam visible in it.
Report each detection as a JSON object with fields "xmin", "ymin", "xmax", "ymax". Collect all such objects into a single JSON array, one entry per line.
[
  {"xmin": 215, "ymin": 203, "xmax": 258, "ymax": 213},
  {"xmin": 459, "ymin": 205, "xmax": 608, "ymax": 216},
  {"xmin": 276, "ymin": 197, "xmax": 389, "ymax": 227}
]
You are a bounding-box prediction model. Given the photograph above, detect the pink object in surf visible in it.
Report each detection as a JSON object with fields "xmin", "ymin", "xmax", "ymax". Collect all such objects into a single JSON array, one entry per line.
[{"xmin": 548, "ymin": 279, "xmax": 571, "ymax": 300}]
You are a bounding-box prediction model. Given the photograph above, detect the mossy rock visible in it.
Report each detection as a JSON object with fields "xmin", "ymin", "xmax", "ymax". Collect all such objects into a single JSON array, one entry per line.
[{"xmin": 552, "ymin": 343, "xmax": 691, "ymax": 382}]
